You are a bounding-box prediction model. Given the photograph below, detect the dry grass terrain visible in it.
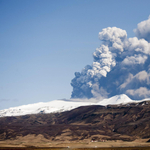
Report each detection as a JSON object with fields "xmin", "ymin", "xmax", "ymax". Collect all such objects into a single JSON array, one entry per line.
[{"xmin": 0, "ymin": 135, "xmax": 150, "ymax": 148}]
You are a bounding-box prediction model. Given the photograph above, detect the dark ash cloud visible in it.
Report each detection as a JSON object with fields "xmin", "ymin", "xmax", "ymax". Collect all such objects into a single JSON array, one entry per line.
[{"xmin": 71, "ymin": 16, "xmax": 150, "ymax": 100}]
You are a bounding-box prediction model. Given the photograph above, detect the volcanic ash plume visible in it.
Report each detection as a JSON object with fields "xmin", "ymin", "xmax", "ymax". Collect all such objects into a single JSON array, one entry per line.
[{"xmin": 71, "ymin": 16, "xmax": 150, "ymax": 100}]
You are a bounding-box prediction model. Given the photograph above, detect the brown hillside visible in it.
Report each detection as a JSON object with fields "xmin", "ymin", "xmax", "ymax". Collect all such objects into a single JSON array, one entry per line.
[{"xmin": 0, "ymin": 100, "xmax": 150, "ymax": 143}]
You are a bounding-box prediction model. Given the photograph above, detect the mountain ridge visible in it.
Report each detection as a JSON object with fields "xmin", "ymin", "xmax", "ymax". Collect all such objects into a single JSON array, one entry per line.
[{"xmin": 0, "ymin": 94, "xmax": 150, "ymax": 117}]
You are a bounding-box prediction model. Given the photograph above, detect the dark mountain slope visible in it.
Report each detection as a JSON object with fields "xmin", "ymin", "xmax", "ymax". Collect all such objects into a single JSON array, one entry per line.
[{"xmin": 0, "ymin": 101, "xmax": 150, "ymax": 142}]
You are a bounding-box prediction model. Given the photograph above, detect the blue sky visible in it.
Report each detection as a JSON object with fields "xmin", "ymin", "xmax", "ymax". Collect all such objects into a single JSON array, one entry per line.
[{"xmin": 0, "ymin": 0, "xmax": 150, "ymax": 109}]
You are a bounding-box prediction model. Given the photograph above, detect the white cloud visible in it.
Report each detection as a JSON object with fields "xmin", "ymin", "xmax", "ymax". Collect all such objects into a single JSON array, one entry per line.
[
  {"xmin": 122, "ymin": 54, "xmax": 148, "ymax": 65},
  {"xmin": 134, "ymin": 70, "xmax": 150, "ymax": 82},
  {"xmin": 124, "ymin": 37, "xmax": 150, "ymax": 54},
  {"xmin": 126, "ymin": 87, "xmax": 150, "ymax": 99},
  {"xmin": 99, "ymin": 27, "xmax": 127, "ymax": 43},
  {"xmin": 134, "ymin": 16, "xmax": 150, "ymax": 42}
]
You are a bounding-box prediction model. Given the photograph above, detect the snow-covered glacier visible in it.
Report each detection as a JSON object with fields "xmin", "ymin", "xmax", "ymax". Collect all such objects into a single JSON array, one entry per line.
[{"xmin": 0, "ymin": 94, "xmax": 150, "ymax": 117}]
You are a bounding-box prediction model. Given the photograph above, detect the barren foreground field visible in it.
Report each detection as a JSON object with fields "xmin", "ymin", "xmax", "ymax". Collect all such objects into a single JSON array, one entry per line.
[
  {"xmin": 0, "ymin": 135, "xmax": 150, "ymax": 149},
  {"xmin": 0, "ymin": 146, "xmax": 150, "ymax": 150}
]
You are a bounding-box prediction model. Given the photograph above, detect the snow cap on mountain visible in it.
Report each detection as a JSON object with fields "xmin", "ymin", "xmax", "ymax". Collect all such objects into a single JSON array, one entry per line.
[
  {"xmin": 0, "ymin": 94, "xmax": 149, "ymax": 117},
  {"xmin": 98, "ymin": 94, "xmax": 133, "ymax": 106}
]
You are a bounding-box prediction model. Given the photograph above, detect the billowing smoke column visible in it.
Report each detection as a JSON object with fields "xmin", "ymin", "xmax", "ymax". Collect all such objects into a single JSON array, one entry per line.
[{"xmin": 71, "ymin": 16, "xmax": 150, "ymax": 100}]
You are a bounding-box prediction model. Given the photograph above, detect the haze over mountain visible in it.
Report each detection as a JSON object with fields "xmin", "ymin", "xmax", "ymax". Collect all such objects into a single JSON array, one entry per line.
[{"xmin": 71, "ymin": 16, "xmax": 150, "ymax": 100}]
